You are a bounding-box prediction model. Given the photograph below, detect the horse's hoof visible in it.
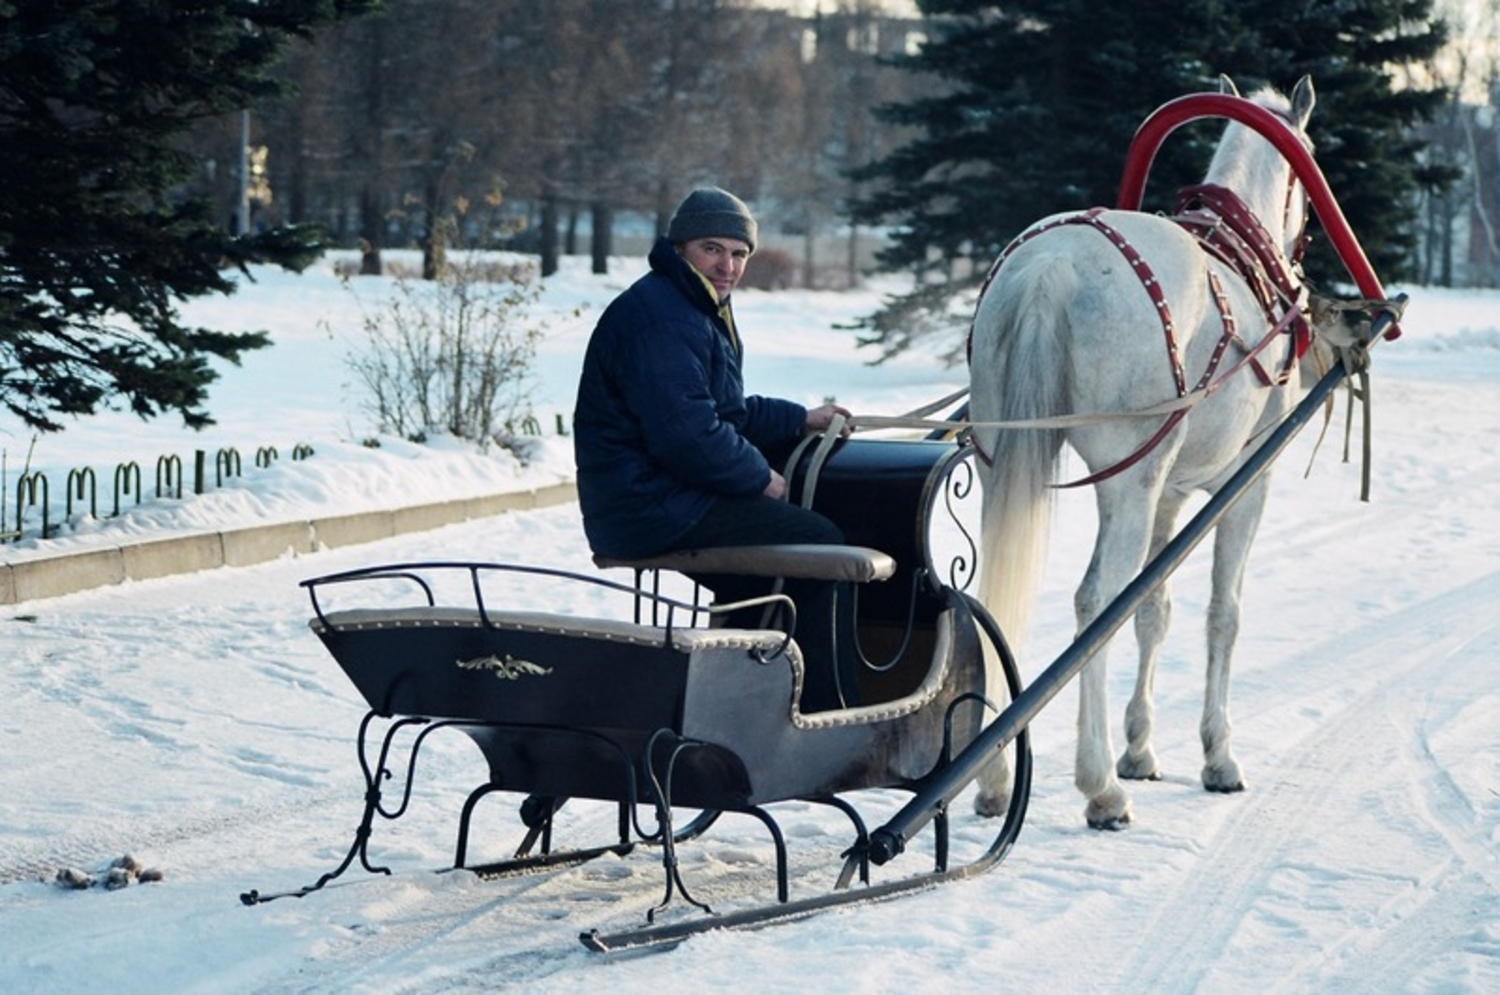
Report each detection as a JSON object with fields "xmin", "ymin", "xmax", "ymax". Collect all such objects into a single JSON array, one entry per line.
[
  {"xmin": 1084, "ymin": 792, "xmax": 1132, "ymax": 830},
  {"xmin": 1086, "ymin": 812, "xmax": 1132, "ymax": 831},
  {"xmin": 1202, "ymin": 763, "xmax": 1247, "ymax": 793},
  {"xmin": 1204, "ymin": 778, "xmax": 1247, "ymax": 794},
  {"xmin": 1116, "ymin": 753, "xmax": 1161, "ymax": 781},
  {"xmin": 973, "ymin": 790, "xmax": 1011, "ymax": 818}
]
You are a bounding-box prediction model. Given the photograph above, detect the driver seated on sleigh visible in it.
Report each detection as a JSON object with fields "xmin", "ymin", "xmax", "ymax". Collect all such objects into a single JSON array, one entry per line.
[{"xmin": 573, "ymin": 186, "xmax": 861, "ymax": 711}]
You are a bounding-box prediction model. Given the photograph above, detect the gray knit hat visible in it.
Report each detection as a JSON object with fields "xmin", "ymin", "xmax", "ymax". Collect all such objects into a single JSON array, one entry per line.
[{"xmin": 666, "ymin": 187, "xmax": 757, "ymax": 253}]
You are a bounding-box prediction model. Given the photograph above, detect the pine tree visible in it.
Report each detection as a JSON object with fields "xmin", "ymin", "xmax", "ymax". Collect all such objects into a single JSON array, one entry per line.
[
  {"xmin": 851, "ymin": 0, "xmax": 1447, "ymax": 356},
  {"xmin": 0, "ymin": 0, "xmax": 378, "ymax": 432},
  {"xmin": 1215, "ymin": 0, "xmax": 1450, "ymax": 288}
]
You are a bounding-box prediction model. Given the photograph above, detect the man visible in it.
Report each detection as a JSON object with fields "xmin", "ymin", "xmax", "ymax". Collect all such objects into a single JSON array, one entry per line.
[{"xmin": 574, "ymin": 187, "xmax": 852, "ymax": 706}]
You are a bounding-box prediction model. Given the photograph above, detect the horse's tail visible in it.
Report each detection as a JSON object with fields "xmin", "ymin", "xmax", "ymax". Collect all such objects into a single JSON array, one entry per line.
[{"xmin": 969, "ymin": 250, "xmax": 1072, "ymax": 659}]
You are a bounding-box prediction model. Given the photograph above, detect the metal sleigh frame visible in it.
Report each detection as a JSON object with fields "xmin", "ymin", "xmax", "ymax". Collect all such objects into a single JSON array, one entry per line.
[
  {"xmin": 241, "ymin": 435, "xmax": 1035, "ymax": 951},
  {"xmin": 242, "ymin": 91, "xmax": 1404, "ymax": 951}
]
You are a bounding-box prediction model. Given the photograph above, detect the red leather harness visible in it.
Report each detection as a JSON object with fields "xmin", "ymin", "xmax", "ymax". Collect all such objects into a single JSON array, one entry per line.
[
  {"xmin": 966, "ymin": 182, "xmax": 1312, "ymax": 486},
  {"xmin": 1172, "ymin": 182, "xmax": 1312, "ymax": 378}
]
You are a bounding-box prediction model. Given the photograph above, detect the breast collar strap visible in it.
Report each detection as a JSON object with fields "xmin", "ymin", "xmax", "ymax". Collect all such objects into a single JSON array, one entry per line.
[{"xmin": 1171, "ymin": 182, "xmax": 1311, "ymax": 373}]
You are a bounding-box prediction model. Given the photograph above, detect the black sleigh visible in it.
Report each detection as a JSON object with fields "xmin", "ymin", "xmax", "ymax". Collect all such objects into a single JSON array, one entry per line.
[{"xmin": 243, "ymin": 435, "xmax": 1032, "ymax": 950}]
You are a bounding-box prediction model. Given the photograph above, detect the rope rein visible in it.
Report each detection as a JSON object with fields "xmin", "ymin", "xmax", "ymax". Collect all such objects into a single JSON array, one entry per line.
[
  {"xmin": 850, "ymin": 389, "xmax": 1208, "ymax": 435},
  {"xmin": 846, "ymin": 295, "xmax": 1401, "ymax": 502}
]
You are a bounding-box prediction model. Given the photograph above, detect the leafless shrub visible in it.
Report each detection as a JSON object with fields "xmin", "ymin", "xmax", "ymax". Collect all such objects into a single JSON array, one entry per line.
[
  {"xmin": 343, "ymin": 254, "xmax": 544, "ymax": 454},
  {"xmin": 741, "ymin": 248, "xmax": 797, "ymax": 290}
]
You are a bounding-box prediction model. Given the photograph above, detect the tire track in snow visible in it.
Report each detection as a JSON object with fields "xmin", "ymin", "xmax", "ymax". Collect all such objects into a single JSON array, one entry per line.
[
  {"xmin": 1107, "ymin": 571, "xmax": 1498, "ymax": 991},
  {"xmin": 248, "ymin": 864, "xmax": 600, "ymax": 994},
  {"xmin": 246, "ymin": 799, "xmax": 856, "ymax": 992},
  {"xmin": 246, "ymin": 814, "xmax": 747, "ymax": 992},
  {"xmin": 0, "ymin": 783, "xmax": 360, "ymax": 886},
  {"xmin": 1258, "ymin": 447, "xmax": 1500, "ymax": 557}
]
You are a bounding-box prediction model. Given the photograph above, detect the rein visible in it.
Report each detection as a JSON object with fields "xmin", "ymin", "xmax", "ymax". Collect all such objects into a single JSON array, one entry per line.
[
  {"xmin": 864, "ymin": 92, "xmax": 1404, "ymax": 501},
  {"xmin": 854, "ymin": 295, "xmax": 1401, "ymax": 503}
]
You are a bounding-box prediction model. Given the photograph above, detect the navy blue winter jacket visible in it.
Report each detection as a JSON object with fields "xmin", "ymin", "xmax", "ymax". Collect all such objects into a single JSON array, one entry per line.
[{"xmin": 573, "ymin": 237, "xmax": 807, "ymax": 559}]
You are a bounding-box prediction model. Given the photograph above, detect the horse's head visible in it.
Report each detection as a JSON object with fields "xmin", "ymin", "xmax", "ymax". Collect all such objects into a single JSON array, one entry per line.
[
  {"xmin": 1300, "ymin": 293, "xmax": 1371, "ymax": 388},
  {"xmin": 1308, "ymin": 295, "xmax": 1366, "ymax": 349},
  {"xmin": 1212, "ymin": 75, "xmax": 1316, "ymax": 265}
]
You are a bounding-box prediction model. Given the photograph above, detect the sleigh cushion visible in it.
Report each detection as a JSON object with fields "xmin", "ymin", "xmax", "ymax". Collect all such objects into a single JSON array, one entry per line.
[
  {"xmin": 593, "ymin": 543, "xmax": 896, "ymax": 584},
  {"xmin": 310, "ymin": 605, "xmax": 789, "ymax": 655}
]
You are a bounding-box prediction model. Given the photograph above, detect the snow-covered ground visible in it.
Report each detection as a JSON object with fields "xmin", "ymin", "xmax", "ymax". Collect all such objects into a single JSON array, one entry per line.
[{"xmin": 1, "ymin": 252, "xmax": 1496, "ymax": 993}]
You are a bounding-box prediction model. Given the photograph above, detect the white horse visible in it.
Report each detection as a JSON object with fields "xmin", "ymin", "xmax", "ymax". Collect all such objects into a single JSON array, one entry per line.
[{"xmin": 968, "ymin": 77, "xmax": 1344, "ymax": 829}]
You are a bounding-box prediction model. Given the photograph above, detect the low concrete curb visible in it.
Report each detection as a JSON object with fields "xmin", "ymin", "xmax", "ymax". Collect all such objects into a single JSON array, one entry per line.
[{"xmin": 1, "ymin": 481, "xmax": 576, "ymax": 606}]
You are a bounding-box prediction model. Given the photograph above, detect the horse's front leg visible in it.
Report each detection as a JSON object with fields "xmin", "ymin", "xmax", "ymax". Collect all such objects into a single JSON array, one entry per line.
[
  {"xmin": 1200, "ymin": 475, "xmax": 1270, "ymax": 794},
  {"xmin": 1117, "ymin": 493, "xmax": 1187, "ymax": 782}
]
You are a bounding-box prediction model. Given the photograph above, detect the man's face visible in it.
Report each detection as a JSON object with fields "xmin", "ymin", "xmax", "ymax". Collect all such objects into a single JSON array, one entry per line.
[{"xmin": 679, "ymin": 237, "xmax": 751, "ymax": 301}]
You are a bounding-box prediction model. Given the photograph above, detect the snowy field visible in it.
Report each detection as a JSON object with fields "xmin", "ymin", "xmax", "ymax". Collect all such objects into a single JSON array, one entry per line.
[{"xmin": 1, "ymin": 252, "xmax": 1496, "ymax": 993}]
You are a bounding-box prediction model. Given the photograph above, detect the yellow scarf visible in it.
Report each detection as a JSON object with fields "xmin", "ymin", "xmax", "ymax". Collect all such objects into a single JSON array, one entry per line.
[{"xmin": 689, "ymin": 266, "xmax": 741, "ymax": 357}]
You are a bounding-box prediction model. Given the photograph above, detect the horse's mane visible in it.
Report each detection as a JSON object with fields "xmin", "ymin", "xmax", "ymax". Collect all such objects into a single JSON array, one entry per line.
[
  {"xmin": 1248, "ymin": 84, "xmax": 1292, "ymax": 114},
  {"xmin": 1204, "ymin": 82, "xmax": 1313, "ymax": 247},
  {"xmin": 1213, "ymin": 85, "xmax": 1300, "ymax": 160}
]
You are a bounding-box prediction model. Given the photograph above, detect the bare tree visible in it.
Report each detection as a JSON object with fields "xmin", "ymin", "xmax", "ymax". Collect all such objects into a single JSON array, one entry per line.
[
  {"xmin": 239, "ymin": 0, "xmax": 934, "ymax": 281},
  {"xmin": 391, "ymin": 1, "xmax": 509, "ymax": 278},
  {"xmin": 1408, "ymin": 0, "xmax": 1499, "ymax": 287}
]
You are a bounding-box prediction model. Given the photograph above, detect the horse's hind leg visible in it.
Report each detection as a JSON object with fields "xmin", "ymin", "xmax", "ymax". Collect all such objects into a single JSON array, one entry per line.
[
  {"xmin": 1200, "ymin": 475, "xmax": 1270, "ymax": 794},
  {"xmin": 1117, "ymin": 492, "xmax": 1187, "ymax": 782},
  {"xmin": 1073, "ymin": 478, "xmax": 1160, "ymax": 829}
]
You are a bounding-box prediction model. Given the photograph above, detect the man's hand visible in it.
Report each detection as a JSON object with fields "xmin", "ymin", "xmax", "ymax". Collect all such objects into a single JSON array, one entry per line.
[
  {"xmin": 764, "ymin": 469, "xmax": 788, "ymax": 499},
  {"xmin": 804, "ymin": 403, "xmax": 853, "ymax": 436}
]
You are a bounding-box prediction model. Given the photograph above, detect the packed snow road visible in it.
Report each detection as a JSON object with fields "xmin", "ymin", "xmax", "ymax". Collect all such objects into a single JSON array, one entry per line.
[{"xmin": 1, "ymin": 370, "xmax": 1496, "ymax": 992}]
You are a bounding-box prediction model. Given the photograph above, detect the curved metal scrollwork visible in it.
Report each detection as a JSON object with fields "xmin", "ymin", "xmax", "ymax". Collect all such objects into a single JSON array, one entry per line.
[
  {"xmin": 942, "ymin": 452, "xmax": 979, "ymax": 592},
  {"xmin": 923, "ymin": 444, "xmax": 981, "ymax": 595}
]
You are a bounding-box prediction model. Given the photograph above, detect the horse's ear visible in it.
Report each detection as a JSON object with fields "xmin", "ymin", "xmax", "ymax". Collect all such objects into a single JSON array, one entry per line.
[
  {"xmin": 1290, "ymin": 76, "xmax": 1316, "ymax": 129},
  {"xmin": 1218, "ymin": 74, "xmax": 1241, "ymax": 98}
]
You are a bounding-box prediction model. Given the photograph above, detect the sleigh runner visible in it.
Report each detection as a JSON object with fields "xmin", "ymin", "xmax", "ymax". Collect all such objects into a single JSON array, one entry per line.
[{"xmin": 245, "ymin": 83, "xmax": 1404, "ymax": 949}]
